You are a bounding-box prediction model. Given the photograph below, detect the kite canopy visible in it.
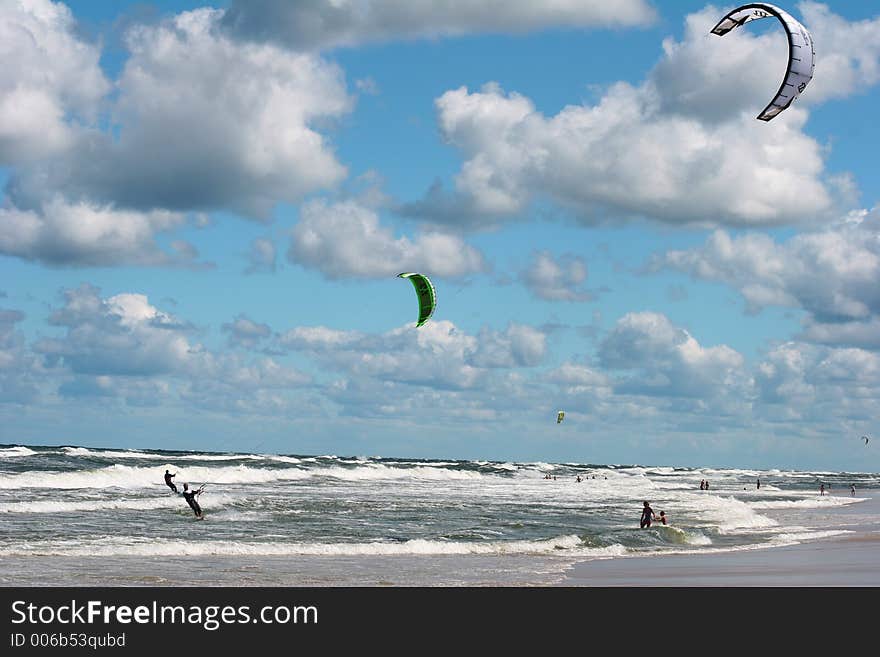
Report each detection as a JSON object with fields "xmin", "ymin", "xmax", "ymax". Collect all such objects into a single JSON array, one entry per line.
[
  {"xmin": 557, "ymin": 410, "xmax": 565, "ymax": 424},
  {"xmin": 398, "ymin": 272, "xmax": 436, "ymax": 327},
  {"xmin": 863, "ymin": 435, "xmax": 870, "ymax": 446},
  {"xmin": 710, "ymin": 3, "xmax": 815, "ymax": 121}
]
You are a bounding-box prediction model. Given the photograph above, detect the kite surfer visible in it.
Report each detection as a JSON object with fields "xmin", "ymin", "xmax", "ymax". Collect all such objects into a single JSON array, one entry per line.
[
  {"xmin": 182, "ymin": 483, "xmax": 205, "ymax": 518},
  {"xmin": 164, "ymin": 469, "xmax": 177, "ymax": 493}
]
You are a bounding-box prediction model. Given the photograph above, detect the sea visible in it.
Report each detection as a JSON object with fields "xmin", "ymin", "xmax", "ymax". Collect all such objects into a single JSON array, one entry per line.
[{"xmin": 1, "ymin": 443, "xmax": 877, "ymax": 586}]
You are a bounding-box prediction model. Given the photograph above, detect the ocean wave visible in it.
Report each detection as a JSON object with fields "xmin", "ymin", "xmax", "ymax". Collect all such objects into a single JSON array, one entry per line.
[
  {"xmin": 749, "ymin": 497, "xmax": 865, "ymax": 510},
  {"xmin": 681, "ymin": 495, "xmax": 778, "ymax": 533},
  {"xmin": 0, "ymin": 493, "xmax": 237, "ymax": 514},
  {"xmin": 61, "ymin": 447, "xmax": 268, "ymax": 462},
  {"xmin": 0, "ymin": 446, "xmax": 37, "ymax": 458},
  {"xmin": 0, "ymin": 534, "xmax": 615, "ymax": 558},
  {"xmin": 0, "ymin": 461, "xmax": 489, "ymax": 490}
]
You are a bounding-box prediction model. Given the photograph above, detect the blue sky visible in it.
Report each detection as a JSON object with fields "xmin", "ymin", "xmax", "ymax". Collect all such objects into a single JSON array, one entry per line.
[{"xmin": 2, "ymin": 0, "xmax": 879, "ymax": 471}]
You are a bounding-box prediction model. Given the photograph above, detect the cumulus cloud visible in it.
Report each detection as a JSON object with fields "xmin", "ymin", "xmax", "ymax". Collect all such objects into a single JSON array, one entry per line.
[
  {"xmin": 470, "ymin": 323, "xmax": 547, "ymax": 368},
  {"xmin": 796, "ymin": 2, "xmax": 880, "ymax": 103},
  {"xmin": 1, "ymin": 4, "xmax": 355, "ymax": 267},
  {"xmin": 521, "ymin": 250, "xmax": 592, "ymax": 301},
  {"xmin": 755, "ymin": 340, "xmax": 880, "ymax": 426},
  {"xmin": 280, "ymin": 319, "xmax": 546, "ymax": 390},
  {"xmin": 405, "ymin": 4, "xmax": 880, "ymax": 229},
  {"xmin": 288, "ymin": 199, "xmax": 487, "ymax": 279},
  {"xmin": 0, "ymin": 0, "xmax": 108, "ymax": 164},
  {"xmin": 222, "ymin": 314, "xmax": 272, "ymax": 349},
  {"xmin": 32, "ymin": 285, "xmax": 310, "ymax": 411},
  {"xmin": 11, "ymin": 8, "xmax": 353, "ymax": 218},
  {"xmin": 598, "ymin": 311, "xmax": 748, "ymax": 400},
  {"xmin": 0, "ymin": 307, "xmax": 41, "ymax": 403},
  {"xmin": 35, "ymin": 285, "xmax": 197, "ymax": 376},
  {"xmin": 0, "ymin": 198, "xmax": 186, "ymax": 266},
  {"xmin": 656, "ymin": 208, "xmax": 880, "ymax": 349},
  {"xmin": 221, "ymin": 0, "xmax": 656, "ymax": 51}
]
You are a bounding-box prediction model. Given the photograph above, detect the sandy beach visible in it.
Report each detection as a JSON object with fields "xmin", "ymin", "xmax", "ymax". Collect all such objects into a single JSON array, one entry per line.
[{"xmin": 560, "ymin": 494, "xmax": 880, "ymax": 586}]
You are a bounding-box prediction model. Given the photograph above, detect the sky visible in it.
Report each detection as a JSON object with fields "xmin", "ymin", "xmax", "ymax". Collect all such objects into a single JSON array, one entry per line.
[{"xmin": 1, "ymin": 0, "xmax": 879, "ymax": 471}]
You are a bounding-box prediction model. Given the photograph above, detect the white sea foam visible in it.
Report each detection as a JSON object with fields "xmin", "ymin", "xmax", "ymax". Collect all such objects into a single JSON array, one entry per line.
[
  {"xmin": 0, "ymin": 493, "xmax": 237, "ymax": 514},
  {"xmin": 0, "ymin": 534, "xmax": 606, "ymax": 558},
  {"xmin": 263, "ymin": 455, "xmax": 302, "ymax": 464},
  {"xmin": 679, "ymin": 494, "xmax": 778, "ymax": 533},
  {"xmin": 769, "ymin": 529, "xmax": 852, "ymax": 544},
  {"xmin": 749, "ymin": 497, "xmax": 864, "ymax": 510},
  {"xmin": 0, "ymin": 461, "xmax": 489, "ymax": 490},
  {"xmin": 0, "ymin": 446, "xmax": 37, "ymax": 458},
  {"xmin": 61, "ymin": 447, "xmax": 266, "ymax": 462}
]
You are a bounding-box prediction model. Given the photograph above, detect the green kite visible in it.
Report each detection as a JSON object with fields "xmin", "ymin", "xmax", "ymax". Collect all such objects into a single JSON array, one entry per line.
[{"xmin": 398, "ymin": 272, "xmax": 436, "ymax": 327}]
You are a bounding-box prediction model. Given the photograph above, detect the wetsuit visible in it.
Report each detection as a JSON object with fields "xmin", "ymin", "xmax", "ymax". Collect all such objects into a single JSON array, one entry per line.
[
  {"xmin": 182, "ymin": 489, "xmax": 202, "ymax": 517},
  {"xmin": 164, "ymin": 472, "xmax": 177, "ymax": 493}
]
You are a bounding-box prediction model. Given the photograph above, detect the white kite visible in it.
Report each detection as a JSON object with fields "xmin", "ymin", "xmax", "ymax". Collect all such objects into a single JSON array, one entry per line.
[{"xmin": 710, "ymin": 3, "xmax": 815, "ymax": 121}]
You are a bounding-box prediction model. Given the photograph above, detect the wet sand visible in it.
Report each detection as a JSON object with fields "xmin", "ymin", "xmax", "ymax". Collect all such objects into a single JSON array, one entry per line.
[{"xmin": 560, "ymin": 494, "xmax": 880, "ymax": 586}]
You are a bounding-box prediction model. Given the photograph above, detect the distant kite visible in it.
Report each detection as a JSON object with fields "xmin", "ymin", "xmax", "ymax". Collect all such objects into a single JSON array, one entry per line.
[
  {"xmin": 710, "ymin": 3, "xmax": 815, "ymax": 121},
  {"xmin": 557, "ymin": 410, "xmax": 565, "ymax": 424},
  {"xmin": 863, "ymin": 435, "xmax": 870, "ymax": 446}
]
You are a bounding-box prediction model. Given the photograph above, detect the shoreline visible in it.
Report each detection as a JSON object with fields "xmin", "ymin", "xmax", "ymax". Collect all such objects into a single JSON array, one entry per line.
[{"xmin": 559, "ymin": 493, "xmax": 880, "ymax": 586}]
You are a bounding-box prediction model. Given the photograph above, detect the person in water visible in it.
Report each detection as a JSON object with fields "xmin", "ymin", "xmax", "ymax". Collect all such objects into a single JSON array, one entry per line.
[
  {"xmin": 756, "ymin": 477, "xmax": 761, "ymax": 490},
  {"xmin": 640, "ymin": 501, "xmax": 656, "ymax": 528},
  {"xmin": 182, "ymin": 483, "xmax": 204, "ymax": 518},
  {"xmin": 164, "ymin": 469, "xmax": 178, "ymax": 493},
  {"xmin": 851, "ymin": 484, "xmax": 856, "ymax": 497},
  {"xmin": 819, "ymin": 483, "xmax": 825, "ymax": 496},
  {"xmin": 658, "ymin": 511, "xmax": 667, "ymax": 526}
]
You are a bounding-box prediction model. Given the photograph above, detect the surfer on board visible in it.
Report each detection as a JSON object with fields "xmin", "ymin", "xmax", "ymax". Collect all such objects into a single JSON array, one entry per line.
[
  {"xmin": 164, "ymin": 469, "xmax": 178, "ymax": 493},
  {"xmin": 182, "ymin": 483, "xmax": 205, "ymax": 518}
]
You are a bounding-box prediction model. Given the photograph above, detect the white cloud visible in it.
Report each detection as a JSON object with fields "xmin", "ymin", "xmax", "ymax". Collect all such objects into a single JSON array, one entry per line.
[
  {"xmin": 598, "ymin": 311, "xmax": 747, "ymax": 400},
  {"xmin": 288, "ymin": 199, "xmax": 487, "ymax": 279},
  {"xmin": 4, "ymin": 6, "xmax": 353, "ymax": 231},
  {"xmin": 221, "ymin": 0, "xmax": 656, "ymax": 51},
  {"xmin": 279, "ymin": 326, "xmax": 364, "ymax": 350},
  {"xmin": 0, "ymin": 198, "xmax": 185, "ymax": 266},
  {"xmin": 796, "ymin": 2, "xmax": 880, "ymax": 103},
  {"xmin": 282, "ymin": 319, "xmax": 546, "ymax": 390},
  {"xmin": 470, "ymin": 323, "xmax": 546, "ymax": 368},
  {"xmin": 33, "ymin": 286, "xmax": 310, "ymax": 412},
  {"xmin": 755, "ymin": 341, "xmax": 880, "ymax": 425},
  {"xmin": 521, "ymin": 250, "xmax": 592, "ymax": 301},
  {"xmin": 0, "ymin": 4, "xmax": 358, "ymax": 267},
  {"xmin": 656, "ymin": 209, "xmax": 880, "ymax": 348},
  {"xmin": 222, "ymin": 315, "xmax": 272, "ymax": 349},
  {"xmin": 66, "ymin": 9, "xmax": 351, "ymax": 218},
  {"xmin": 0, "ymin": 308, "xmax": 41, "ymax": 403},
  {"xmin": 0, "ymin": 0, "xmax": 108, "ymax": 164},
  {"xmin": 36, "ymin": 286, "xmax": 196, "ymax": 376}
]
